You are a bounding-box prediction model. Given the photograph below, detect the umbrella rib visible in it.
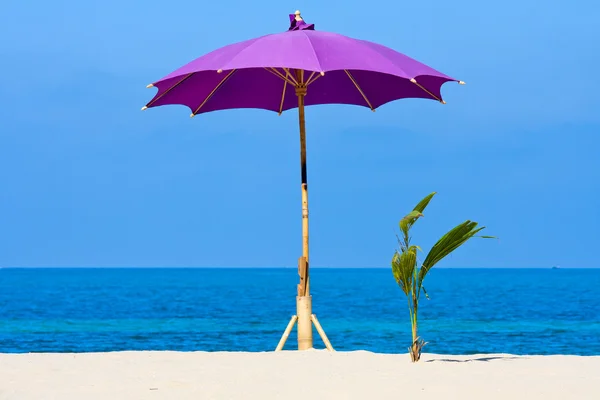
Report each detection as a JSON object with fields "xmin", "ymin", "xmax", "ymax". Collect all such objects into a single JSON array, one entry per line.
[
  {"xmin": 265, "ymin": 67, "xmax": 296, "ymax": 85},
  {"xmin": 306, "ymin": 71, "xmax": 324, "ymax": 86},
  {"xmin": 190, "ymin": 69, "xmax": 237, "ymax": 117},
  {"xmin": 278, "ymin": 78, "xmax": 288, "ymax": 116},
  {"xmin": 282, "ymin": 68, "xmax": 299, "ymax": 85},
  {"xmin": 410, "ymin": 78, "xmax": 446, "ymax": 104},
  {"xmin": 144, "ymin": 73, "xmax": 195, "ymax": 109},
  {"xmin": 344, "ymin": 70, "xmax": 375, "ymax": 111}
]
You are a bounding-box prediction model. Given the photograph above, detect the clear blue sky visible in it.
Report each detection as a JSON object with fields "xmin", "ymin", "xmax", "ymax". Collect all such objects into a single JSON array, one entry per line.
[{"xmin": 1, "ymin": 1, "xmax": 598, "ymax": 268}]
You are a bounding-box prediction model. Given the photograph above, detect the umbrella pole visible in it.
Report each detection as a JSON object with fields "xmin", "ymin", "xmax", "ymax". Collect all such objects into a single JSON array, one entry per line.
[
  {"xmin": 295, "ymin": 75, "xmax": 313, "ymax": 351},
  {"xmin": 275, "ymin": 70, "xmax": 334, "ymax": 352}
]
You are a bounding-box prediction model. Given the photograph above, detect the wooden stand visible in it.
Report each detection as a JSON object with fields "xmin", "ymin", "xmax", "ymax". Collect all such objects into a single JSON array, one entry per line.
[
  {"xmin": 275, "ymin": 69, "xmax": 334, "ymax": 352},
  {"xmin": 274, "ymin": 259, "xmax": 334, "ymax": 352},
  {"xmin": 275, "ymin": 303, "xmax": 335, "ymax": 351}
]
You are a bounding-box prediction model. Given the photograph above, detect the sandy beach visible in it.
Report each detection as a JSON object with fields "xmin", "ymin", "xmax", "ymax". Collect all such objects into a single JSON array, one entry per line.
[{"xmin": 1, "ymin": 350, "xmax": 598, "ymax": 400}]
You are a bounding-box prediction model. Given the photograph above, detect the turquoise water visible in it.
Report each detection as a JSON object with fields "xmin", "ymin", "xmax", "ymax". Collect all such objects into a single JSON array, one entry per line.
[{"xmin": 0, "ymin": 268, "xmax": 599, "ymax": 354}]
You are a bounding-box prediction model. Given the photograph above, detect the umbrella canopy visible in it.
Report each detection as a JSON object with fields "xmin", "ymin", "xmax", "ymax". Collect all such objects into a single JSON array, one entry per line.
[
  {"xmin": 143, "ymin": 20, "xmax": 461, "ymax": 115},
  {"xmin": 143, "ymin": 12, "xmax": 463, "ymax": 352}
]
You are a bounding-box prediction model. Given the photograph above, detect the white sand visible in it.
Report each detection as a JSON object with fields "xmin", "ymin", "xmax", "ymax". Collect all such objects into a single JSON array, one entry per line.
[{"xmin": 1, "ymin": 350, "xmax": 598, "ymax": 400}]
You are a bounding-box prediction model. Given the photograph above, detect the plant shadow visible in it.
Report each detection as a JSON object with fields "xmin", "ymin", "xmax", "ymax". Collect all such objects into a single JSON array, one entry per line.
[{"xmin": 425, "ymin": 356, "xmax": 525, "ymax": 363}]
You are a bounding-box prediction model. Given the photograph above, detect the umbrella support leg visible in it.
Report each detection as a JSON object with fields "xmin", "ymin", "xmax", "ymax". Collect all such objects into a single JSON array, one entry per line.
[
  {"xmin": 274, "ymin": 307, "xmax": 335, "ymax": 352},
  {"xmin": 275, "ymin": 315, "xmax": 298, "ymax": 351},
  {"xmin": 311, "ymin": 313, "xmax": 334, "ymax": 351}
]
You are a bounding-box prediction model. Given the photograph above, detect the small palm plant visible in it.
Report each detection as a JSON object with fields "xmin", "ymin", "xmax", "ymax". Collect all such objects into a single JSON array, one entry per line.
[{"xmin": 392, "ymin": 192, "xmax": 494, "ymax": 362}]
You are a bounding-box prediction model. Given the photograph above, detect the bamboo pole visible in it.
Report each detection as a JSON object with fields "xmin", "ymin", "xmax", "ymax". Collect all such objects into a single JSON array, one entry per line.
[
  {"xmin": 296, "ymin": 295, "xmax": 312, "ymax": 350},
  {"xmin": 275, "ymin": 315, "xmax": 298, "ymax": 351},
  {"xmin": 295, "ymin": 69, "xmax": 313, "ymax": 350},
  {"xmin": 311, "ymin": 314, "xmax": 334, "ymax": 352},
  {"xmin": 297, "ymin": 90, "xmax": 309, "ymax": 282}
]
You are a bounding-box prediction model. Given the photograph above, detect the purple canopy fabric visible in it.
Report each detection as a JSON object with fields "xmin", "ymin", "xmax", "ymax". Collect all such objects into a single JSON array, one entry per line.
[{"xmin": 143, "ymin": 29, "xmax": 461, "ymax": 116}]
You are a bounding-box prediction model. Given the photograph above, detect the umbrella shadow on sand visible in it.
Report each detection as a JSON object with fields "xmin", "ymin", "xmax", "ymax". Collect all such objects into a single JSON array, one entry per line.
[{"xmin": 426, "ymin": 356, "xmax": 526, "ymax": 363}]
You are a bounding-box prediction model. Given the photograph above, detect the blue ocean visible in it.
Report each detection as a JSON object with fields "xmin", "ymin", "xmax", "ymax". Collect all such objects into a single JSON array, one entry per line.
[{"xmin": 0, "ymin": 268, "xmax": 598, "ymax": 355}]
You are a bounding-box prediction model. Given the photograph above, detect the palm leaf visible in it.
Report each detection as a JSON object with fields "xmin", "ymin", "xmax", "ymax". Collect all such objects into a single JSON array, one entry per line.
[
  {"xmin": 391, "ymin": 252, "xmax": 402, "ymax": 287},
  {"xmin": 399, "ymin": 210, "xmax": 424, "ymax": 236},
  {"xmin": 399, "ymin": 192, "xmax": 436, "ymax": 237},
  {"xmin": 391, "ymin": 246, "xmax": 418, "ymax": 296},
  {"xmin": 418, "ymin": 220, "xmax": 485, "ymax": 288},
  {"xmin": 413, "ymin": 192, "xmax": 436, "ymax": 213}
]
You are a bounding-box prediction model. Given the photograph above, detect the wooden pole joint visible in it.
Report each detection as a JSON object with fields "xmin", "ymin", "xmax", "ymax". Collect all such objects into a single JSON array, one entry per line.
[{"xmin": 295, "ymin": 85, "xmax": 307, "ymax": 96}]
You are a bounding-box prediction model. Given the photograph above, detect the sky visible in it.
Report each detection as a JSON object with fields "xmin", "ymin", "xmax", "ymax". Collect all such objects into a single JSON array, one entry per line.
[{"xmin": 0, "ymin": 0, "xmax": 598, "ymax": 268}]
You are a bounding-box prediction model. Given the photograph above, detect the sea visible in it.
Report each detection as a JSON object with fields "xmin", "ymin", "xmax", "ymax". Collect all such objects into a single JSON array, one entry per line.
[{"xmin": 0, "ymin": 268, "xmax": 598, "ymax": 355}]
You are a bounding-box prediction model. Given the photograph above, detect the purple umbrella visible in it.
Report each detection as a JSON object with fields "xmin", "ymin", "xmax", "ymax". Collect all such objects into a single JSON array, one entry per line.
[{"xmin": 142, "ymin": 12, "xmax": 464, "ymax": 352}]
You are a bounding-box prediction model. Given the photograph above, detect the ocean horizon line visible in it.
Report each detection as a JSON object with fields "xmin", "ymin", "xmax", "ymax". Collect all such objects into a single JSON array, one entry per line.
[{"xmin": 0, "ymin": 266, "xmax": 595, "ymax": 270}]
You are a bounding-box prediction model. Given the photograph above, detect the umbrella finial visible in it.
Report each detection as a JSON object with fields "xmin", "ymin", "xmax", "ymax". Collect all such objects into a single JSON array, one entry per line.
[{"xmin": 288, "ymin": 10, "xmax": 315, "ymax": 31}]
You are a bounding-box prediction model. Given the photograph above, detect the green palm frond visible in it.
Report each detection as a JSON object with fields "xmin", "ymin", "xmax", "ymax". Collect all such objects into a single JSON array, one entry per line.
[
  {"xmin": 399, "ymin": 210, "xmax": 424, "ymax": 237},
  {"xmin": 391, "ymin": 246, "xmax": 418, "ymax": 296},
  {"xmin": 399, "ymin": 192, "xmax": 436, "ymax": 238},
  {"xmin": 418, "ymin": 220, "xmax": 488, "ymax": 288},
  {"xmin": 413, "ymin": 192, "xmax": 436, "ymax": 213}
]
